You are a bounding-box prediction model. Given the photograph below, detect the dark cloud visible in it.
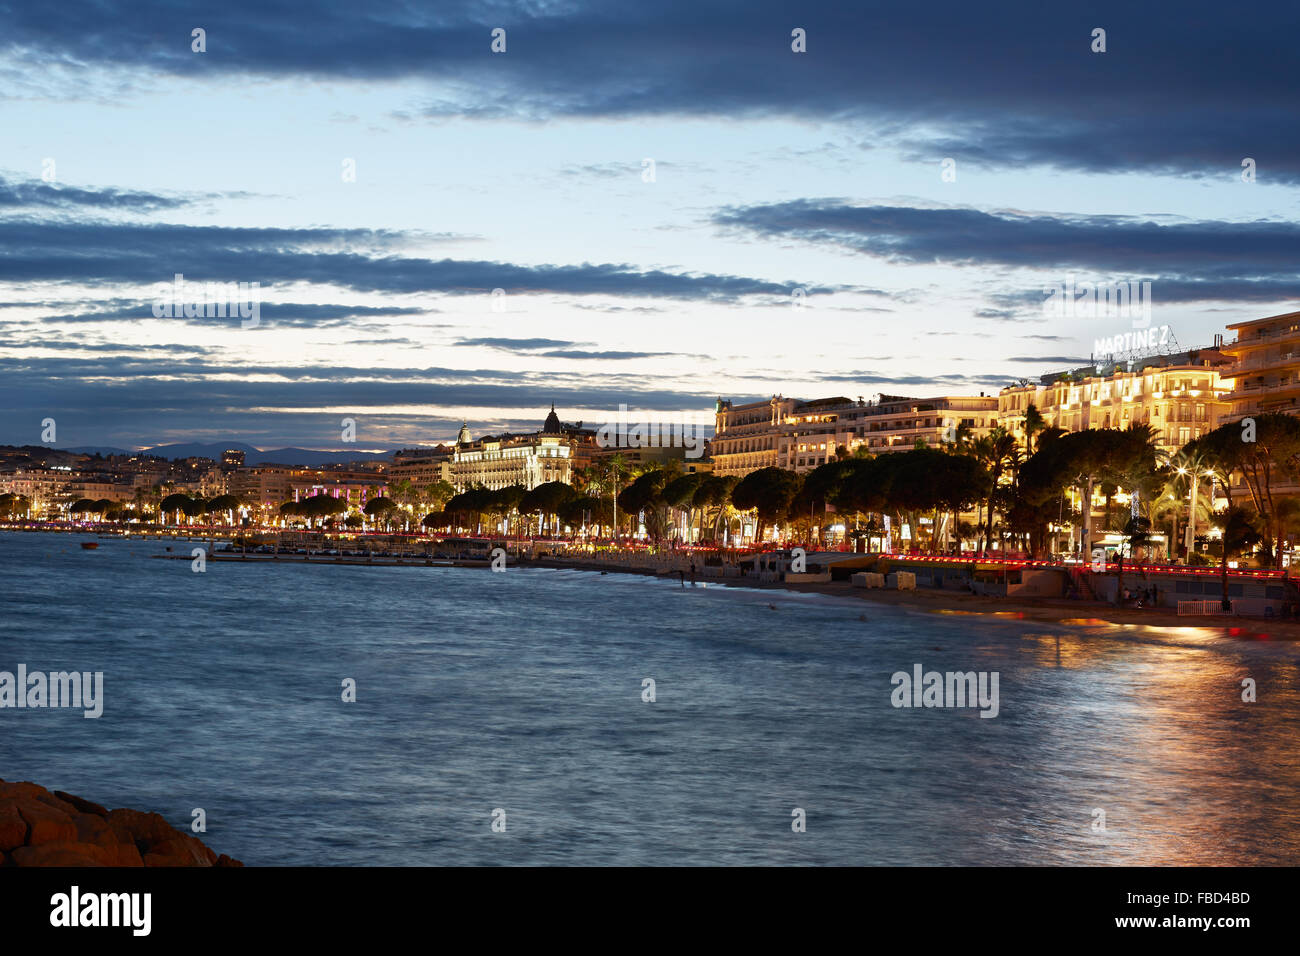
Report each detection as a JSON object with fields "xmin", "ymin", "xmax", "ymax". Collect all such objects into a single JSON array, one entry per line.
[
  {"xmin": 537, "ymin": 349, "xmax": 678, "ymax": 360},
  {"xmin": 455, "ymin": 337, "xmax": 581, "ymax": 351},
  {"xmin": 0, "ymin": 175, "xmax": 190, "ymax": 211},
  {"xmin": 0, "ymin": 353, "xmax": 718, "ymax": 447},
  {"xmin": 0, "ymin": 219, "xmax": 801, "ymax": 301},
  {"xmin": 41, "ymin": 300, "xmax": 433, "ymax": 329},
  {"xmin": 3, "ymin": 2, "xmax": 1297, "ymax": 180},
  {"xmin": 717, "ymin": 200, "xmax": 1300, "ymax": 306}
]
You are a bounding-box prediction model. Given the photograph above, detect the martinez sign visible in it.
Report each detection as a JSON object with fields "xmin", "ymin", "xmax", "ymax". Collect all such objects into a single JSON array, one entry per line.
[{"xmin": 1094, "ymin": 324, "xmax": 1171, "ymax": 357}]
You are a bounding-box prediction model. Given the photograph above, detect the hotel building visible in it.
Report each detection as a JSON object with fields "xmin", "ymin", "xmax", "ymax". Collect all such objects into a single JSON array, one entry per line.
[
  {"xmin": 711, "ymin": 393, "xmax": 1000, "ymax": 477},
  {"xmin": 449, "ymin": 407, "xmax": 597, "ymax": 491},
  {"xmin": 998, "ymin": 347, "xmax": 1233, "ymax": 456}
]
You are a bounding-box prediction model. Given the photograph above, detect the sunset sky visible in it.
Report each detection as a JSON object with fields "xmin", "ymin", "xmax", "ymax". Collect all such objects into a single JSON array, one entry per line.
[{"xmin": 2, "ymin": 1, "xmax": 1298, "ymax": 450}]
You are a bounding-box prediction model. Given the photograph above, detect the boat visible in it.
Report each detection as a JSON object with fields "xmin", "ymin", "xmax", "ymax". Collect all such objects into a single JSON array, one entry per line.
[{"xmin": 80, "ymin": 541, "xmax": 99, "ymax": 550}]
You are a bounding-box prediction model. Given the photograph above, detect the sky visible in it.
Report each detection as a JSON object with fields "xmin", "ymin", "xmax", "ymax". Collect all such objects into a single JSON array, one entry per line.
[{"xmin": 1, "ymin": 0, "xmax": 1298, "ymax": 451}]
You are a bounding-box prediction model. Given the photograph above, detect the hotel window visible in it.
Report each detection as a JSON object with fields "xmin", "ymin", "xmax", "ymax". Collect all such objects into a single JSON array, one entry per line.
[{"xmin": 1179, "ymin": 427, "xmax": 1190, "ymax": 445}]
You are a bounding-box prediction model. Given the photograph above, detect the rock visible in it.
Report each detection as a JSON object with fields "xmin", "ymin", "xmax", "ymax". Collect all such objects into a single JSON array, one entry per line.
[
  {"xmin": 106, "ymin": 808, "xmax": 179, "ymax": 848},
  {"xmin": 13, "ymin": 798, "xmax": 77, "ymax": 845},
  {"xmin": 0, "ymin": 804, "xmax": 28, "ymax": 852},
  {"xmin": 11, "ymin": 840, "xmax": 114, "ymax": 867},
  {"xmin": 55, "ymin": 790, "xmax": 109, "ymax": 818},
  {"xmin": 0, "ymin": 781, "xmax": 240, "ymax": 867},
  {"xmin": 142, "ymin": 837, "xmax": 215, "ymax": 867}
]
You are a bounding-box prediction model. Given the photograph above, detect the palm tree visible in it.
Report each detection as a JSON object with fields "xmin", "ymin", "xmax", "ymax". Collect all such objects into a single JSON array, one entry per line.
[
  {"xmin": 1023, "ymin": 403, "xmax": 1047, "ymax": 455},
  {"xmin": 604, "ymin": 453, "xmax": 629, "ymax": 541},
  {"xmin": 972, "ymin": 427, "xmax": 1019, "ymax": 553}
]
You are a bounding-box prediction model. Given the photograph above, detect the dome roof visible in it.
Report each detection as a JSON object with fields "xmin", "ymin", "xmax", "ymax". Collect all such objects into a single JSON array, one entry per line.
[
  {"xmin": 456, "ymin": 422, "xmax": 472, "ymax": 444},
  {"xmin": 542, "ymin": 404, "xmax": 561, "ymax": 434}
]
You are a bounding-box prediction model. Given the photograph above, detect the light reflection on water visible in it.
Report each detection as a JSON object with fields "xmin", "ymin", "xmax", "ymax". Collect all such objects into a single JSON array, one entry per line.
[{"xmin": 1, "ymin": 532, "xmax": 1297, "ymax": 865}]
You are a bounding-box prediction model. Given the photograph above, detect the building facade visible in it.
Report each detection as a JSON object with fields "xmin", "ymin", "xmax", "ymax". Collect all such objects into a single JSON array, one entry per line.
[
  {"xmin": 998, "ymin": 348, "xmax": 1233, "ymax": 456},
  {"xmin": 449, "ymin": 407, "xmax": 597, "ymax": 491},
  {"xmin": 1220, "ymin": 311, "xmax": 1300, "ymax": 421},
  {"xmin": 712, "ymin": 393, "xmax": 999, "ymax": 477}
]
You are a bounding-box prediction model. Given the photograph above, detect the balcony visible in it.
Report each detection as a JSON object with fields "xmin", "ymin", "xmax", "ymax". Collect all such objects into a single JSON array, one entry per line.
[
  {"xmin": 1225, "ymin": 377, "xmax": 1300, "ymax": 402},
  {"xmin": 1223, "ymin": 325, "xmax": 1300, "ymax": 351}
]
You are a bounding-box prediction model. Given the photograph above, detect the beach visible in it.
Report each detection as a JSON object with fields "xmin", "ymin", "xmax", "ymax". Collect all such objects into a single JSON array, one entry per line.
[{"xmin": 525, "ymin": 553, "xmax": 1300, "ymax": 636}]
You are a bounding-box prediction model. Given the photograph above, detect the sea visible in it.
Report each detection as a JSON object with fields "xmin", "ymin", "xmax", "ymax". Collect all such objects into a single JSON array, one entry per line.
[{"xmin": 2, "ymin": 531, "xmax": 1297, "ymax": 865}]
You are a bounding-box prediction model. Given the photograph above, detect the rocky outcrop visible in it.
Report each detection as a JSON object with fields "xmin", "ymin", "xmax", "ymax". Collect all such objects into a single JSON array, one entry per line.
[{"xmin": 0, "ymin": 779, "xmax": 242, "ymax": 867}]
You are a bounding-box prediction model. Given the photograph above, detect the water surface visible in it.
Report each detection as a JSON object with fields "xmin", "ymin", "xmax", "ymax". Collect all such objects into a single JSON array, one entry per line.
[{"xmin": 2, "ymin": 531, "xmax": 1296, "ymax": 865}]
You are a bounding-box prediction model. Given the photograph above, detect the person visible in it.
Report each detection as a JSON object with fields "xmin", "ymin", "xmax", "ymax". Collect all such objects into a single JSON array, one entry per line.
[
  {"xmin": 678, "ymin": 569, "xmax": 685, "ymax": 588},
  {"xmin": 689, "ymin": 561, "xmax": 697, "ymax": 587}
]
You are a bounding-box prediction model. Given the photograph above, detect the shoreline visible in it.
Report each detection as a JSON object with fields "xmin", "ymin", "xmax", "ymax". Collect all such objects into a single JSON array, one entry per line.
[
  {"xmin": 14, "ymin": 527, "xmax": 1299, "ymax": 636},
  {"xmin": 526, "ymin": 556, "xmax": 1300, "ymax": 636}
]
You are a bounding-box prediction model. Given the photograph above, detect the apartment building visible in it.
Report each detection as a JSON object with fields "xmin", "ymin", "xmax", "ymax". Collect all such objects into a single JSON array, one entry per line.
[{"xmin": 1220, "ymin": 311, "xmax": 1300, "ymax": 421}]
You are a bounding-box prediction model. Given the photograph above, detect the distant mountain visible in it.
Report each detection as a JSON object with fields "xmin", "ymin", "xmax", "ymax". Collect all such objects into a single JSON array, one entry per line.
[
  {"xmin": 140, "ymin": 441, "xmax": 396, "ymax": 466},
  {"xmin": 66, "ymin": 446, "xmax": 131, "ymax": 456}
]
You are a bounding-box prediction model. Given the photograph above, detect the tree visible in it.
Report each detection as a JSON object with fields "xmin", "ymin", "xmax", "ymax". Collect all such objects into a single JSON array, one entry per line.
[
  {"xmin": 422, "ymin": 480, "xmax": 455, "ymax": 512},
  {"xmin": 490, "ymin": 484, "xmax": 526, "ymax": 535},
  {"xmin": 603, "ymin": 453, "xmax": 630, "ymax": 540},
  {"xmin": 692, "ymin": 474, "xmax": 738, "ymax": 543},
  {"xmin": 364, "ymin": 496, "xmax": 399, "ymax": 530},
  {"xmin": 1187, "ymin": 415, "xmax": 1300, "ymax": 568},
  {"xmin": 207, "ymin": 494, "xmax": 242, "ymax": 525},
  {"xmin": 617, "ymin": 470, "xmax": 672, "ymax": 541},
  {"xmin": 1023, "ymin": 403, "xmax": 1047, "ymax": 454},
  {"xmin": 160, "ymin": 493, "xmax": 194, "ymax": 524},
  {"xmin": 731, "ymin": 467, "xmax": 803, "ymax": 544},
  {"xmin": 1212, "ymin": 505, "xmax": 1262, "ymax": 609},
  {"xmin": 969, "ymin": 427, "xmax": 1021, "ymax": 552},
  {"xmin": 521, "ymin": 481, "xmax": 578, "ymax": 536},
  {"xmin": 662, "ymin": 473, "xmax": 703, "ymax": 543},
  {"xmin": 0, "ymin": 493, "xmax": 32, "ymax": 518}
]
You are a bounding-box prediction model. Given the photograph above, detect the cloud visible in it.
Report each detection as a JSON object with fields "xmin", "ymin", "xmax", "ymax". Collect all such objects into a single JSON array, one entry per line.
[
  {"xmin": 0, "ymin": 175, "xmax": 191, "ymax": 211},
  {"xmin": 4, "ymin": 2, "xmax": 1298, "ymax": 180},
  {"xmin": 454, "ymin": 337, "xmax": 581, "ymax": 351},
  {"xmin": 0, "ymin": 219, "xmax": 802, "ymax": 301},
  {"xmin": 40, "ymin": 301, "xmax": 433, "ymax": 328},
  {"xmin": 716, "ymin": 199, "xmax": 1300, "ymax": 306},
  {"xmin": 537, "ymin": 349, "xmax": 677, "ymax": 360}
]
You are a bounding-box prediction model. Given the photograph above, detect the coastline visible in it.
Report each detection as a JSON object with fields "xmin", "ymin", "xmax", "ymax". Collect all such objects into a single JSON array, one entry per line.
[
  {"xmin": 525, "ymin": 556, "xmax": 1300, "ymax": 636},
  {"xmin": 14, "ymin": 527, "xmax": 1297, "ymax": 636}
]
